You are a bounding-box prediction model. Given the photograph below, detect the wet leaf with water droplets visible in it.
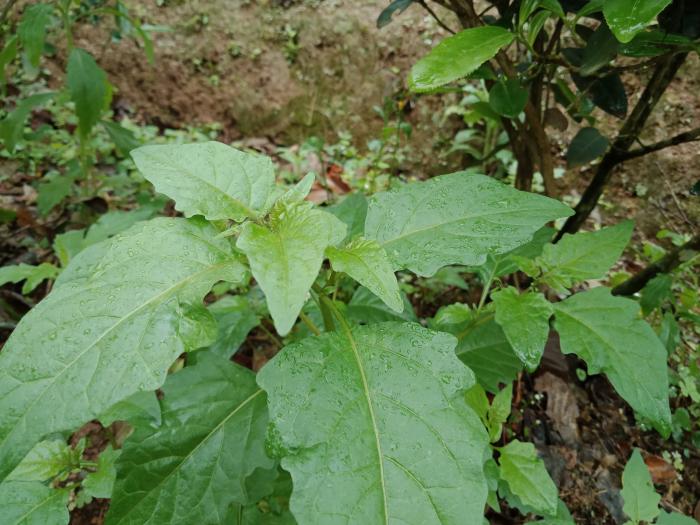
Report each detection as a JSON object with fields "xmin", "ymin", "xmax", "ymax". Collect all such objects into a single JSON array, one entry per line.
[
  {"xmin": 131, "ymin": 142, "xmax": 275, "ymax": 221},
  {"xmin": 237, "ymin": 201, "xmax": 346, "ymax": 335},
  {"xmin": 106, "ymin": 353, "xmax": 272, "ymax": 525},
  {"xmin": 0, "ymin": 480, "xmax": 70, "ymax": 524},
  {"xmin": 257, "ymin": 322, "xmax": 489, "ymax": 525},
  {"xmin": 0, "ymin": 217, "xmax": 246, "ymax": 480},
  {"xmin": 365, "ymin": 173, "xmax": 572, "ymax": 277},
  {"xmin": 553, "ymin": 287, "xmax": 671, "ymax": 436}
]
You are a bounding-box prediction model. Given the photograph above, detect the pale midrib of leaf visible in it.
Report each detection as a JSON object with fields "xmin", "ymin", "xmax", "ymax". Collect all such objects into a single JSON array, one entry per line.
[
  {"xmin": 554, "ymin": 307, "xmax": 658, "ymax": 407},
  {"xmin": 380, "ymin": 207, "xmax": 555, "ymax": 248},
  {"xmin": 144, "ymin": 154, "xmax": 257, "ymax": 219},
  {"xmin": 0, "ymin": 261, "xmax": 233, "ymax": 453},
  {"xmin": 335, "ymin": 315, "xmax": 389, "ymax": 525},
  {"xmin": 111, "ymin": 389, "xmax": 264, "ymax": 525}
]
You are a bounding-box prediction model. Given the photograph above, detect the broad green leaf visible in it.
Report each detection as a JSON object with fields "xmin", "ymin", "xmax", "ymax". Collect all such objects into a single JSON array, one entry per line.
[
  {"xmin": 640, "ymin": 273, "xmax": 672, "ymax": 314},
  {"xmin": 278, "ymin": 173, "xmax": 314, "ymax": 204},
  {"xmin": 489, "ymin": 78, "xmax": 528, "ymax": 118},
  {"xmin": 66, "ymin": 49, "xmax": 111, "ymax": 139},
  {"xmin": 566, "ymin": 127, "xmax": 609, "ymax": 168},
  {"xmin": 346, "ymin": 286, "xmax": 416, "ymax": 324},
  {"xmin": 621, "ymin": 449, "xmax": 660, "ymax": 523},
  {"xmin": 98, "ymin": 391, "xmax": 161, "ymax": 427},
  {"xmin": 436, "ymin": 313, "xmax": 523, "ymax": 393},
  {"xmin": 132, "ymin": 142, "xmax": 275, "ymax": 221},
  {"xmin": 7, "ymin": 440, "xmax": 80, "ymax": 482},
  {"xmin": 409, "ymin": 26, "xmax": 514, "ymax": 92},
  {"xmin": 538, "ymin": 221, "xmax": 633, "ymax": 292},
  {"xmin": 603, "ymin": 0, "xmax": 673, "ymax": 43},
  {"xmin": 18, "ymin": 3, "xmax": 53, "ymax": 68},
  {"xmin": 658, "ymin": 312, "xmax": 680, "ymax": 355},
  {"xmin": 0, "ymin": 92, "xmax": 55, "ymax": 153},
  {"xmin": 237, "ymin": 201, "xmax": 346, "ymax": 335},
  {"xmin": 207, "ymin": 295, "xmax": 260, "ymax": 359},
  {"xmin": 257, "ymin": 322, "xmax": 489, "ymax": 524},
  {"xmin": 365, "ymin": 173, "xmax": 572, "ymax": 276},
  {"xmin": 327, "ymin": 237, "xmax": 403, "ymax": 312},
  {"xmin": 82, "ymin": 446, "xmax": 120, "ymax": 499},
  {"xmin": 228, "ymin": 468, "xmax": 296, "ymax": 525},
  {"xmin": 619, "ymin": 31, "xmax": 695, "ymax": 57},
  {"xmin": 528, "ymin": 500, "xmax": 575, "ymax": 524},
  {"xmin": 0, "ymin": 263, "xmax": 59, "ymax": 294},
  {"xmin": 553, "ymin": 287, "xmax": 671, "ymax": 435},
  {"xmin": 498, "ymin": 440, "xmax": 558, "ymax": 516},
  {"xmin": 101, "ymin": 120, "xmax": 140, "ymax": 156},
  {"xmin": 107, "ymin": 353, "xmax": 272, "ymax": 524},
  {"xmin": 0, "ymin": 217, "xmax": 246, "ymax": 480},
  {"xmin": 0, "ymin": 481, "xmax": 69, "ymax": 525},
  {"xmin": 656, "ymin": 511, "xmax": 698, "ymax": 525},
  {"xmin": 327, "ymin": 192, "xmax": 368, "ymax": 241},
  {"xmin": 492, "ymin": 287, "xmax": 553, "ymax": 370}
]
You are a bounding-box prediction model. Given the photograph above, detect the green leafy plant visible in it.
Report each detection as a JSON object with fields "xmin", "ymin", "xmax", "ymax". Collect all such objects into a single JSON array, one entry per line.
[{"xmin": 0, "ymin": 141, "xmax": 689, "ymax": 523}]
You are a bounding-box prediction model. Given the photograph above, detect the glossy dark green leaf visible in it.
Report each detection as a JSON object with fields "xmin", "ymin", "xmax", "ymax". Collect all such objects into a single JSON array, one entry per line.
[
  {"xmin": 258, "ymin": 322, "xmax": 489, "ymax": 524},
  {"xmin": 572, "ymin": 72, "xmax": 627, "ymax": 118},
  {"xmin": 364, "ymin": 173, "xmax": 573, "ymax": 276},
  {"xmin": 566, "ymin": 127, "xmax": 609, "ymax": 168},
  {"xmin": 619, "ymin": 30, "xmax": 694, "ymax": 57},
  {"xmin": 66, "ymin": 49, "xmax": 111, "ymax": 139},
  {"xmin": 237, "ymin": 201, "xmax": 346, "ymax": 335},
  {"xmin": 0, "ymin": 218, "xmax": 246, "ymax": 480},
  {"xmin": 377, "ymin": 0, "xmax": 414, "ymax": 28},
  {"xmin": 603, "ymin": 0, "xmax": 673, "ymax": 42},
  {"xmin": 18, "ymin": 3, "xmax": 53, "ymax": 68},
  {"xmin": 492, "ymin": 287, "xmax": 553, "ymax": 370},
  {"xmin": 409, "ymin": 26, "xmax": 514, "ymax": 92},
  {"xmin": 107, "ymin": 354, "xmax": 272, "ymax": 524},
  {"xmin": 131, "ymin": 142, "xmax": 275, "ymax": 221},
  {"xmin": 489, "ymin": 78, "xmax": 528, "ymax": 118},
  {"xmin": 640, "ymin": 273, "xmax": 673, "ymax": 314},
  {"xmin": 553, "ymin": 287, "xmax": 671, "ymax": 436},
  {"xmin": 580, "ymin": 23, "xmax": 619, "ymax": 75},
  {"xmin": 0, "ymin": 481, "xmax": 69, "ymax": 524}
]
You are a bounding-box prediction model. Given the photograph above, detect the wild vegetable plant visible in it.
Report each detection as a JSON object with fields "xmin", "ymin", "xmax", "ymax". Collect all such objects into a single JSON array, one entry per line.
[{"xmin": 0, "ymin": 141, "xmax": 684, "ymax": 523}]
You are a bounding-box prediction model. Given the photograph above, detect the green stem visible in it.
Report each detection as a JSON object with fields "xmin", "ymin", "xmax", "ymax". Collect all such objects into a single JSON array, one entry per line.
[
  {"xmin": 476, "ymin": 269, "xmax": 496, "ymax": 312},
  {"xmin": 312, "ymin": 283, "xmax": 336, "ymax": 332},
  {"xmin": 319, "ymin": 294, "xmax": 351, "ymax": 335},
  {"xmin": 299, "ymin": 311, "xmax": 321, "ymax": 336}
]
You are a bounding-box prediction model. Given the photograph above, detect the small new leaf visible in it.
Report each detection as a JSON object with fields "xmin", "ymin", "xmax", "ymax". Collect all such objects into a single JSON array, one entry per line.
[
  {"xmin": 492, "ymin": 287, "xmax": 553, "ymax": 370},
  {"xmin": 498, "ymin": 440, "xmax": 558, "ymax": 516},
  {"xmin": 621, "ymin": 449, "xmax": 660, "ymax": 524},
  {"xmin": 237, "ymin": 201, "xmax": 346, "ymax": 335},
  {"xmin": 327, "ymin": 237, "xmax": 403, "ymax": 313}
]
